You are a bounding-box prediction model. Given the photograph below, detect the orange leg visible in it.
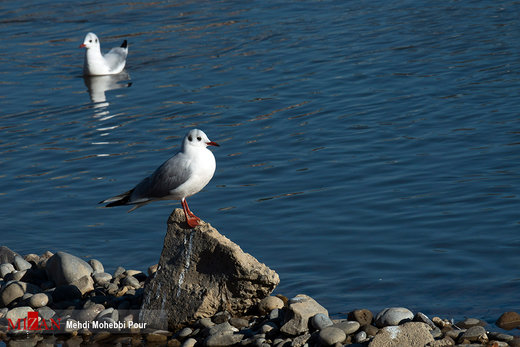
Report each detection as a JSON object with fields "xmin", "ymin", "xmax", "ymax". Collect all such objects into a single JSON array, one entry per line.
[{"xmin": 181, "ymin": 198, "xmax": 200, "ymax": 228}]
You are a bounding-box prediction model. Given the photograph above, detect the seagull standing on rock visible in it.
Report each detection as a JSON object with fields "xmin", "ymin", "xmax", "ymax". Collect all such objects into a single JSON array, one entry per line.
[
  {"xmin": 100, "ymin": 129, "xmax": 219, "ymax": 228},
  {"xmin": 80, "ymin": 32, "xmax": 128, "ymax": 76}
]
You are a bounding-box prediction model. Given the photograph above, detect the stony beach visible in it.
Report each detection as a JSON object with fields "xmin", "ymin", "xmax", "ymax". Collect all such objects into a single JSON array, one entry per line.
[{"xmin": 1, "ymin": 211, "xmax": 519, "ymax": 346}]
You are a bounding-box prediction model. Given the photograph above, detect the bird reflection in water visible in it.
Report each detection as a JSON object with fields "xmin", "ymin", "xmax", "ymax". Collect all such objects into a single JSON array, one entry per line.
[{"xmin": 83, "ymin": 72, "xmax": 132, "ymax": 119}]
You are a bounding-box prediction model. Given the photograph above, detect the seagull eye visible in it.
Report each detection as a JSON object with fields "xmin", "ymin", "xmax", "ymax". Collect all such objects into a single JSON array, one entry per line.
[
  {"xmin": 89, "ymin": 39, "xmax": 92, "ymax": 43},
  {"xmin": 188, "ymin": 136, "xmax": 193, "ymax": 141},
  {"xmin": 197, "ymin": 136, "xmax": 202, "ymax": 141}
]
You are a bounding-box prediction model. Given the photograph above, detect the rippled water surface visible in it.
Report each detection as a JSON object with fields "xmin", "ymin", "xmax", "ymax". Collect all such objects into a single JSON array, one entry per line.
[{"xmin": 1, "ymin": 0, "xmax": 520, "ymax": 322}]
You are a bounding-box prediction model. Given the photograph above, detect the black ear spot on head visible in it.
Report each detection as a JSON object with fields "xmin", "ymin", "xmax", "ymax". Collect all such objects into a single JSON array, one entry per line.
[
  {"xmin": 188, "ymin": 136, "xmax": 193, "ymax": 141},
  {"xmin": 95, "ymin": 39, "xmax": 98, "ymax": 43}
]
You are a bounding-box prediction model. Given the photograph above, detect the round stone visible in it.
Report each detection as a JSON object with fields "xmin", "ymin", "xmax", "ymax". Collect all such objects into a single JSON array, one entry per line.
[
  {"xmin": 6, "ymin": 306, "xmax": 34, "ymax": 323},
  {"xmin": 333, "ymin": 320, "xmax": 360, "ymax": 335},
  {"xmin": 147, "ymin": 333, "xmax": 167, "ymax": 342},
  {"xmin": 29, "ymin": 293, "xmax": 50, "ymax": 308},
  {"xmin": 113, "ymin": 266, "xmax": 125, "ymax": 278},
  {"xmin": 318, "ymin": 326, "xmax": 346, "ymax": 346},
  {"xmin": 258, "ymin": 296, "xmax": 284, "ymax": 315},
  {"xmin": 354, "ymin": 330, "xmax": 367, "ymax": 343},
  {"xmin": 93, "ymin": 272, "xmax": 112, "ymax": 285},
  {"xmin": 0, "ymin": 263, "xmax": 15, "ymax": 278},
  {"xmin": 229, "ymin": 317, "xmax": 249, "ymax": 329},
  {"xmin": 198, "ymin": 317, "xmax": 215, "ymax": 328},
  {"xmin": 0, "ymin": 281, "xmax": 25, "ymax": 306},
  {"xmin": 88, "ymin": 259, "xmax": 104, "ymax": 274},
  {"xmin": 375, "ymin": 307, "xmax": 414, "ymax": 327},
  {"xmin": 182, "ymin": 338, "xmax": 197, "ymax": 347},
  {"xmin": 122, "ymin": 275, "xmax": 140, "ymax": 289},
  {"xmin": 349, "ymin": 309, "xmax": 373, "ymax": 326},
  {"xmin": 14, "ymin": 255, "xmax": 32, "ymax": 271},
  {"xmin": 45, "ymin": 251, "xmax": 93, "ymax": 286},
  {"xmin": 205, "ymin": 333, "xmax": 244, "ymax": 346},
  {"xmin": 496, "ymin": 311, "xmax": 520, "ymax": 330},
  {"xmin": 311, "ymin": 313, "xmax": 333, "ymax": 330},
  {"xmin": 462, "ymin": 325, "xmax": 487, "ymax": 342},
  {"xmin": 178, "ymin": 327, "xmax": 192, "ymax": 338}
]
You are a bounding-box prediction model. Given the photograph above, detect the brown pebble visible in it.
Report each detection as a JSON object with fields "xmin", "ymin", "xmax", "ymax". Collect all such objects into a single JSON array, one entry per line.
[
  {"xmin": 147, "ymin": 333, "xmax": 168, "ymax": 342},
  {"xmin": 361, "ymin": 324, "xmax": 379, "ymax": 337},
  {"xmin": 496, "ymin": 311, "xmax": 520, "ymax": 330},
  {"xmin": 348, "ymin": 309, "xmax": 373, "ymax": 325},
  {"xmin": 168, "ymin": 338, "xmax": 182, "ymax": 347}
]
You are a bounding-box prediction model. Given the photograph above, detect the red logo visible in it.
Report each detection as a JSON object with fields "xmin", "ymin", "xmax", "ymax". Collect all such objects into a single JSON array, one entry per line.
[{"xmin": 8, "ymin": 311, "xmax": 61, "ymax": 331}]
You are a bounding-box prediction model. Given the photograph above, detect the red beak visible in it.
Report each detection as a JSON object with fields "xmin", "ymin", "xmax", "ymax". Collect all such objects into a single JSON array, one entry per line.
[
  {"xmin": 206, "ymin": 141, "xmax": 219, "ymax": 147},
  {"xmin": 79, "ymin": 44, "xmax": 86, "ymax": 48}
]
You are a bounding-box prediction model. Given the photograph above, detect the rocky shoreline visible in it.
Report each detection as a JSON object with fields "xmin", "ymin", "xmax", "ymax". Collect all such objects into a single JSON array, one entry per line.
[
  {"xmin": 1, "ymin": 246, "xmax": 519, "ymax": 346},
  {"xmin": 2, "ymin": 209, "xmax": 520, "ymax": 347}
]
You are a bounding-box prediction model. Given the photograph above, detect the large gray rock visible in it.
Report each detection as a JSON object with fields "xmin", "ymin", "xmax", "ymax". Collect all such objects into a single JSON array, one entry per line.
[
  {"xmin": 139, "ymin": 209, "xmax": 279, "ymax": 330},
  {"xmin": 45, "ymin": 251, "xmax": 93, "ymax": 286},
  {"xmin": 368, "ymin": 322, "xmax": 434, "ymax": 347},
  {"xmin": 280, "ymin": 294, "xmax": 328, "ymax": 335}
]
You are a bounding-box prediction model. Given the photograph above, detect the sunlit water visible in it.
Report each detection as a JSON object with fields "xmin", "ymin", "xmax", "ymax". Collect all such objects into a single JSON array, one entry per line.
[{"xmin": 1, "ymin": 0, "xmax": 520, "ymax": 323}]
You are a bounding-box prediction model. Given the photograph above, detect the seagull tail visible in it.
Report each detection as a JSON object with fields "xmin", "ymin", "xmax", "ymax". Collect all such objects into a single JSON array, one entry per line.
[
  {"xmin": 99, "ymin": 189, "xmax": 133, "ymax": 207},
  {"xmin": 121, "ymin": 40, "xmax": 128, "ymax": 49}
]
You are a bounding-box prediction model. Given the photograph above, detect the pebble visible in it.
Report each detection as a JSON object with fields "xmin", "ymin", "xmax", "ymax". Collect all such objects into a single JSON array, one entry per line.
[
  {"xmin": 374, "ymin": 307, "xmax": 414, "ymax": 327},
  {"xmin": 311, "ymin": 312, "xmax": 333, "ymax": 330},
  {"xmin": 258, "ymin": 296, "xmax": 284, "ymax": 315},
  {"xmin": 461, "ymin": 325, "xmax": 487, "ymax": 342},
  {"xmin": 318, "ymin": 326, "xmax": 346, "ymax": 346},
  {"xmin": 229, "ymin": 317, "xmax": 249, "ymax": 329},
  {"xmin": 261, "ymin": 321, "xmax": 278, "ymax": 333},
  {"xmin": 354, "ymin": 330, "xmax": 367, "ymax": 343},
  {"xmin": 0, "ymin": 263, "xmax": 15, "ymax": 278},
  {"xmin": 88, "ymin": 259, "xmax": 104, "ymax": 274},
  {"xmin": 122, "ymin": 275, "xmax": 140, "ymax": 289},
  {"xmin": 333, "ymin": 320, "xmax": 360, "ymax": 335},
  {"xmin": 14, "ymin": 255, "xmax": 32, "ymax": 271},
  {"xmin": 178, "ymin": 327, "xmax": 193, "ymax": 338},
  {"xmin": 208, "ymin": 322, "xmax": 237, "ymax": 336},
  {"xmin": 29, "ymin": 292, "xmax": 50, "ymax": 308},
  {"xmin": 37, "ymin": 306, "xmax": 56, "ymax": 320},
  {"xmin": 348, "ymin": 308, "xmax": 373, "ymax": 326},
  {"xmin": 456, "ymin": 317, "xmax": 487, "ymax": 328},
  {"xmin": 199, "ymin": 317, "xmax": 216, "ymax": 328},
  {"xmin": 113, "ymin": 266, "xmax": 125, "ymax": 278},
  {"xmin": 496, "ymin": 311, "xmax": 520, "ymax": 330},
  {"xmin": 414, "ymin": 311, "xmax": 436, "ymax": 329},
  {"xmin": 147, "ymin": 332, "xmax": 168, "ymax": 342},
  {"xmin": 205, "ymin": 333, "xmax": 244, "ymax": 346},
  {"xmin": 45, "ymin": 251, "xmax": 93, "ymax": 286},
  {"xmin": 0, "ymin": 281, "xmax": 25, "ymax": 306},
  {"xmin": 6, "ymin": 306, "xmax": 33, "ymax": 322},
  {"xmin": 181, "ymin": 337, "xmax": 197, "ymax": 347}
]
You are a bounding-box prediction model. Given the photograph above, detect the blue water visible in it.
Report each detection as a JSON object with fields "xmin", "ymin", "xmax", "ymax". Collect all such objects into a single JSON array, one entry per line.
[{"xmin": 1, "ymin": 0, "xmax": 520, "ymax": 324}]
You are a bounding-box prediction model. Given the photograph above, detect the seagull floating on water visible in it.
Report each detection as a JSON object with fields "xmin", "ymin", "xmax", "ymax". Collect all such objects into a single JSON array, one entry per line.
[
  {"xmin": 100, "ymin": 129, "xmax": 219, "ymax": 228},
  {"xmin": 80, "ymin": 32, "xmax": 128, "ymax": 76}
]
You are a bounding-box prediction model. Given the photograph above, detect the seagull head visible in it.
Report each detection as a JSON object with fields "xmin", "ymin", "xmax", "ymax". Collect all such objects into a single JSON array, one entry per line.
[
  {"xmin": 80, "ymin": 32, "xmax": 100, "ymax": 49},
  {"xmin": 183, "ymin": 129, "xmax": 219, "ymax": 151}
]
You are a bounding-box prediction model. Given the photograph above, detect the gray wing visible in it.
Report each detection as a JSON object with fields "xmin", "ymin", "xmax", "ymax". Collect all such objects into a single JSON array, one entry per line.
[
  {"xmin": 130, "ymin": 154, "xmax": 191, "ymax": 201},
  {"xmin": 103, "ymin": 47, "xmax": 128, "ymax": 72}
]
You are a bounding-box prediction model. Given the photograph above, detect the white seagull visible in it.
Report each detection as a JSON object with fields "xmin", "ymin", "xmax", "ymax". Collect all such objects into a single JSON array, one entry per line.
[
  {"xmin": 100, "ymin": 129, "xmax": 219, "ymax": 228},
  {"xmin": 80, "ymin": 32, "xmax": 128, "ymax": 76}
]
